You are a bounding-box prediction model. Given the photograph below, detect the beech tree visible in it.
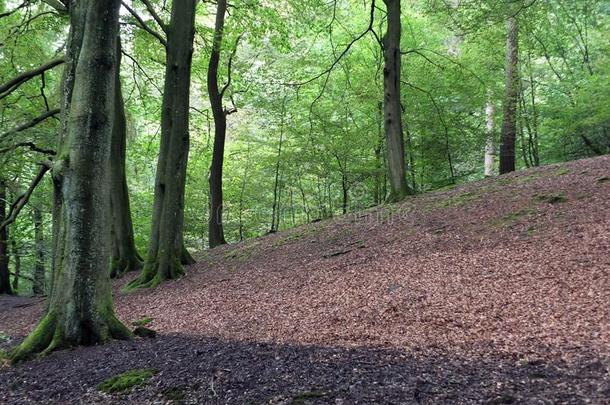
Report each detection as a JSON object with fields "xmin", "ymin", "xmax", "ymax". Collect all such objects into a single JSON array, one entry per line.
[
  {"xmin": 383, "ymin": 0, "xmax": 411, "ymax": 200},
  {"xmin": 9, "ymin": 0, "xmax": 130, "ymax": 362},
  {"xmin": 499, "ymin": 16, "xmax": 519, "ymax": 174},
  {"xmin": 110, "ymin": 40, "xmax": 143, "ymax": 278},
  {"xmin": 207, "ymin": 0, "xmax": 230, "ymax": 248},
  {"xmin": 0, "ymin": 179, "xmax": 11, "ymax": 295},
  {"xmin": 127, "ymin": 0, "xmax": 197, "ymax": 289}
]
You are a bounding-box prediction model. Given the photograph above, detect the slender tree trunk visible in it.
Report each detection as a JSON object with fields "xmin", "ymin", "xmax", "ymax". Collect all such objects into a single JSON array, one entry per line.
[
  {"xmin": 484, "ymin": 100, "xmax": 496, "ymax": 177},
  {"xmin": 383, "ymin": 0, "xmax": 410, "ymax": 201},
  {"xmin": 11, "ymin": 238, "xmax": 20, "ymax": 292},
  {"xmin": 208, "ymin": 0, "xmax": 229, "ymax": 248},
  {"xmin": 0, "ymin": 179, "xmax": 12, "ymax": 295},
  {"xmin": 270, "ymin": 101, "xmax": 285, "ymax": 233},
  {"xmin": 33, "ymin": 207, "xmax": 45, "ymax": 295},
  {"xmin": 499, "ymin": 16, "xmax": 519, "ymax": 174},
  {"xmin": 128, "ymin": 0, "xmax": 197, "ymax": 290},
  {"xmin": 10, "ymin": 0, "xmax": 130, "ymax": 363},
  {"xmin": 110, "ymin": 39, "xmax": 143, "ymax": 278}
]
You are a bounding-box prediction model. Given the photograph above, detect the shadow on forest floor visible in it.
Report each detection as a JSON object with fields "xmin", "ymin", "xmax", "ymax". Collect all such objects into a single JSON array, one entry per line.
[{"xmin": 1, "ymin": 334, "xmax": 608, "ymax": 404}]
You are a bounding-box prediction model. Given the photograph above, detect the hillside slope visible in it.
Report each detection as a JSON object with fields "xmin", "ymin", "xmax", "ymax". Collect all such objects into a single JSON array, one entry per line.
[{"xmin": 1, "ymin": 156, "xmax": 609, "ymax": 404}]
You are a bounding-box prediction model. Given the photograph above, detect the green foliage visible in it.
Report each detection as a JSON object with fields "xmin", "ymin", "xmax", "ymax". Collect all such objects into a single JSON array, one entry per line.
[
  {"xmin": 131, "ymin": 317, "xmax": 153, "ymax": 327},
  {"xmin": 97, "ymin": 369, "xmax": 157, "ymax": 393}
]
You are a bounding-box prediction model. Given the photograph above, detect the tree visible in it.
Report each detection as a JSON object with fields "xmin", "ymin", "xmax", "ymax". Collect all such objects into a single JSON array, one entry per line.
[
  {"xmin": 9, "ymin": 0, "xmax": 130, "ymax": 362},
  {"xmin": 127, "ymin": 0, "xmax": 197, "ymax": 289},
  {"xmin": 499, "ymin": 16, "xmax": 519, "ymax": 174},
  {"xmin": 383, "ymin": 0, "xmax": 411, "ymax": 200},
  {"xmin": 110, "ymin": 39, "xmax": 143, "ymax": 278},
  {"xmin": 32, "ymin": 206, "xmax": 45, "ymax": 295},
  {"xmin": 484, "ymin": 97, "xmax": 496, "ymax": 176},
  {"xmin": 208, "ymin": 0, "xmax": 231, "ymax": 248},
  {"xmin": 0, "ymin": 179, "xmax": 12, "ymax": 295}
]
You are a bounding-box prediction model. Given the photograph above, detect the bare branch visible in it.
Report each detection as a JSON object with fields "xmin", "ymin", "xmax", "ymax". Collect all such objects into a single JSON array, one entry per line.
[
  {"xmin": 121, "ymin": 1, "xmax": 167, "ymax": 48},
  {"xmin": 0, "ymin": 165, "xmax": 50, "ymax": 232},
  {"xmin": 140, "ymin": 0, "xmax": 167, "ymax": 33},
  {"xmin": 0, "ymin": 108, "xmax": 60, "ymax": 142},
  {"xmin": 0, "ymin": 142, "xmax": 56, "ymax": 156},
  {"xmin": 0, "ymin": 58, "xmax": 65, "ymax": 100}
]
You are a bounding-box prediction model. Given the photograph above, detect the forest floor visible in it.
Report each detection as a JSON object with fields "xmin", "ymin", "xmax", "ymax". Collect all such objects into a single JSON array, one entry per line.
[{"xmin": 1, "ymin": 156, "xmax": 609, "ymax": 404}]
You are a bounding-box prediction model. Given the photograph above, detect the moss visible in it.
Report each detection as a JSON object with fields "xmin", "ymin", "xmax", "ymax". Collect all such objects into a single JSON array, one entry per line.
[
  {"xmin": 291, "ymin": 391, "xmax": 326, "ymax": 403},
  {"xmin": 0, "ymin": 331, "xmax": 10, "ymax": 343},
  {"xmin": 162, "ymin": 386, "xmax": 186, "ymax": 401},
  {"xmin": 533, "ymin": 193, "xmax": 567, "ymax": 204},
  {"xmin": 597, "ymin": 176, "xmax": 609, "ymax": 184},
  {"xmin": 132, "ymin": 317, "xmax": 153, "ymax": 327},
  {"xmin": 434, "ymin": 191, "xmax": 480, "ymax": 208},
  {"xmin": 554, "ymin": 168, "xmax": 570, "ymax": 176},
  {"xmin": 98, "ymin": 368, "xmax": 157, "ymax": 393},
  {"xmin": 133, "ymin": 326, "xmax": 157, "ymax": 339},
  {"xmin": 493, "ymin": 208, "xmax": 536, "ymax": 228}
]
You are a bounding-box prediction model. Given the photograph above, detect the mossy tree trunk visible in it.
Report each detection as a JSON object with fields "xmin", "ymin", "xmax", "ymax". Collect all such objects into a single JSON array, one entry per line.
[
  {"xmin": 127, "ymin": 1, "xmax": 197, "ymax": 290},
  {"xmin": 110, "ymin": 39, "xmax": 143, "ymax": 279},
  {"xmin": 0, "ymin": 179, "xmax": 12, "ymax": 295},
  {"xmin": 383, "ymin": 0, "xmax": 412, "ymax": 202},
  {"xmin": 10, "ymin": 0, "xmax": 130, "ymax": 363},
  {"xmin": 499, "ymin": 16, "xmax": 519, "ymax": 175},
  {"xmin": 208, "ymin": 0, "xmax": 229, "ymax": 248}
]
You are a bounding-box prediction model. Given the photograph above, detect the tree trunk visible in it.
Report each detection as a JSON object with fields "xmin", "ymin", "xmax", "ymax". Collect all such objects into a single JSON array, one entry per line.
[
  {"xmin": 11, "ymin": 238, "xmax": 20, "ymax": 292},
  {"xmin": 33, "ymin": 207, "xmax": 45, "ymax": 295},
  {"xmin": 10, "ymin": 0, "xmax": 130, "ymax": 363},
  {"xmin": 270, "ymin": 100, "xmax": 286, "ymax": 233},
  {"xmin": 484, "ymin": 99, "xmax": 496, "ymax": 177},
  {"xmin": 499, "ymin": 16, "xmax": 519, "ymax": 174},
  {"xmin": 0, "ymin": 179, "xmax": 12, "ymax": 295},
  {"xmin": 208, "ymin": 0, "xmax": 229, "ymax": 248},
  {"xmin": 127, "ymin": 0, "xmax": 197, "ymax": 290},
  {"xmin": 383, "ymin": 0, "xmax": 411, "ymax": 201},
  {"xmin": 110, "ymin": 39, "xmax": 143, "ymax": 278}
]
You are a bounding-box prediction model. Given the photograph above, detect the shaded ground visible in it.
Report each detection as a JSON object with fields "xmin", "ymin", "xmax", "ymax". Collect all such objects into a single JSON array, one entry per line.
[{"xmin": 1, "ymin": 156, "xmax": 609, "ymax": 403}]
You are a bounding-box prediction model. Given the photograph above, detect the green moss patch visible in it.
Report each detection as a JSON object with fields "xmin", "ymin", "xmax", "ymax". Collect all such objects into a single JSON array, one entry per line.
[
  {"xmin": 490, "ymin": 208, "xmax": 536, "ymax": 228},
  {"xmin": 98, "ymin": 368, "xmax": 157, "ymax": 393},
  {"xmin": 131, "ymin": 317, "xmax": 153, "ymax": 327},
  {"xmin": 434, "ymin": 191, "xmax": 480, "ymax": 208},
  {"xmin": 533, "ymin": 193, "xmax": 567, "ymax": 204},
  {"xmin": 291, "ymin": 390, "xmax": 327, "ymax": 403}
]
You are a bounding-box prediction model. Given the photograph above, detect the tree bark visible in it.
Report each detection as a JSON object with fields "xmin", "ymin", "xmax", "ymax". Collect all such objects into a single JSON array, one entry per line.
[
  {"xmin": 11, "ymin": 238, "xmax": 20, "ymax": 292},
  {"xmin": 110, "ymin": 39, "xmax": 143, "ymax": 278},
  {"xmin": 0, "ymin": 179, "xmax": 13, "ymax": 295},
  {"xmin": 33, "ymin": 207, "xmax": 45, "ymax": 295},
  {"xmin": 499, "ymin": 16, "xmax": 519, "ymax": 174},
  {"xmin": 270, "ymin": 99, "xmax": 286, "ymax": 233},
  {"xmin": 208, "ymin": 0, "xmax": 229, "ymax": 248},
  {"xmin": 127, "ymin": 0, "xmax": 197, "ymax": 289},
  {"xmin": 10, "ymin": 0, "xmax": 130, "ymax": 363},
  {"xmin": 484, "ymin": 99, "xmax": 496, "ymax": 177},
  {"xmin": 383, "ymin": 0, "xmax": 411, "ymax": 201}
]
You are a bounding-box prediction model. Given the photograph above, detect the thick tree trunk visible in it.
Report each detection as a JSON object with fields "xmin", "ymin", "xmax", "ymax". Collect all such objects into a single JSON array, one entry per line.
[
  {"xmin": 484, "ymin": 100, "xmax": 496, "ymax": 177},
  {"xmin": 0, "ymin": 179, "xmax": 12, "ymax": 295},
  {"xmin": 499, "ymin": 16, "xmax": 519, "ymax": 174},
  {"xmin": 208, "ymin": 0, "xmax": 228, "ymax": 248},
  {"xmin": 33, "ymin": 207, "xmax": 45, "ymax": 295},
  {"xmin": 110, "ymin": 39, "xmax": 143, "ymax": 278},
  {"xmin": 10, "ymin": 0, "xmax": 130, "ymax": 363},
  {"xmin": 383, "ymin": 0, "xmax": 411, "ymax": 201},
  {"xmin": 128, "ymin": 0, "xmax": 197, "ymax": 290}
]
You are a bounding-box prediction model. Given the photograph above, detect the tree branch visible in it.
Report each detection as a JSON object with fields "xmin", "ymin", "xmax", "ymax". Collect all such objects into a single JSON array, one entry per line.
[
  {"xmin": 0, "ymin": 142, "xmax": 56, "ymax": 156},
  {"xmin": 0, "ymin": 108, "xmax": 60, "ymax": 142},
  {"xmin": 121, "ymin": 1, "xmax": 167, "ymax": 48},
  {"xmin": 0, "ymin": 165, "xmax": 50, "ymax": 232},
  {"xmin": 140, "ymin": 0, "xmax": 167, "ymax": 33},
  {"xmin": 0, "ymin": 58, "xmax": 65, "ymax": 100}
]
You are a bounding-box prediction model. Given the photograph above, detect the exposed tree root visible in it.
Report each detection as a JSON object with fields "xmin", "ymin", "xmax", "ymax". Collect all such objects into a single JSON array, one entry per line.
[{"xmin": 124, "ymin": 254, "xmax": 184, "ymax": 291}]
